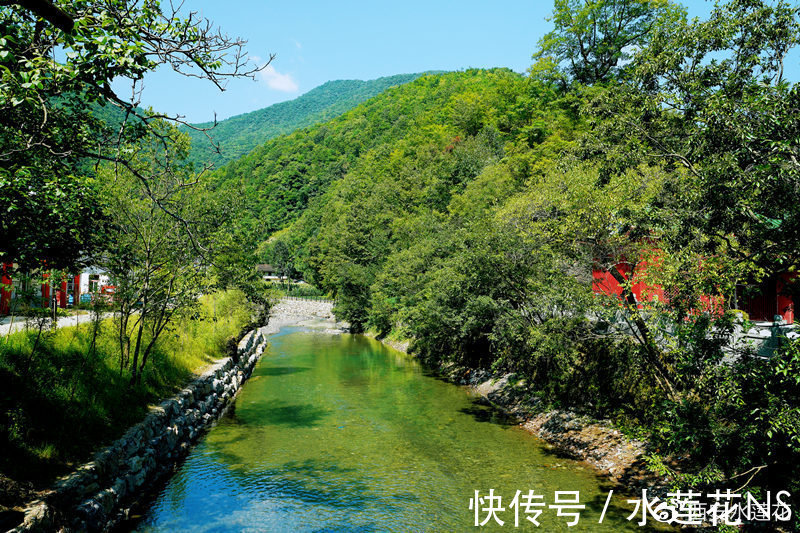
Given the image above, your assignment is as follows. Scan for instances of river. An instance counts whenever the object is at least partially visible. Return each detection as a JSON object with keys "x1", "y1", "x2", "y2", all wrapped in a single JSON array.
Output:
[{"x1": 127, "y1": 328, "x2": 658, "y2": 531}]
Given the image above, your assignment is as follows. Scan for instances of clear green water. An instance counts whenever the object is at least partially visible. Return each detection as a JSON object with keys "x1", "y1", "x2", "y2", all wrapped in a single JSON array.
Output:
[{"x1": 131, "y1": 329, "x2": 656, "y2": 532}]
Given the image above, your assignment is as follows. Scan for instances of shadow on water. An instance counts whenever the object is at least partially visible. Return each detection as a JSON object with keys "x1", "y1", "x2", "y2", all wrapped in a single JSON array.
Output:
[
  {"x1": 0, "y1": 510, "x2": 24, "y2": 531},
  {"x1": 458, "y1": 398, "x2": 517, "y2": 429},
  {"x1": 210, "y1": 457, "x2": 405, "y2": 514},
  {"x1": 252, "y1": 401, "x2": 330, "y2": 428},
  {"x1": 258, "y1": 366, "x2": 311, "y2": 377},
  {"x1": 247, "y1": 459, "x2": 383, "y2": 510},
  {"x1": 116, "y1": 457, "x2": 395, "y2": 531},
  {"x1": 390, "y1": 491, "x2": 419, "y2": 502},
  {"x1": 219, "y1": 399, "x2": 330, "y2": 429}
]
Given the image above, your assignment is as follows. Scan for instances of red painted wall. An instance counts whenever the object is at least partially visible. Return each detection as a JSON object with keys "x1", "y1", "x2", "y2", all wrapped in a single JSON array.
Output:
[
  {"x1": 777, "y1": 272, "x2": 796, "y2": 324},
  {"x1": 0, "y1": 267, "x2": 80, "y2": 314},
  {"x1": 593, "y1": 260, "x2": 794, "y2": 324},
  {"x1": 0, "y1": 263, "x2": 11, "y2": 315},
  {"x1": 592, "y1": 259, "x2": 665, "y2": 309}
]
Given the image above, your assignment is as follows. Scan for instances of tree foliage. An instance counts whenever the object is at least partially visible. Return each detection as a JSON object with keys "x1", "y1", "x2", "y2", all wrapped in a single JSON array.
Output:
[
  {"x1": 592, "y1": 0, "x2": 800, "y2": 276},
  {"x1": 225, "y1": 0, "x2": 800, "y2": 503},
  {"x1": 533, "y1": 0, "x2": 683, "y2": 85},
  {"x1": 0, "y1": 0, "x2": 261, "y2": 268},
  {"x1": 97, "y1": 125, "x2": 213, "y2": 383}
]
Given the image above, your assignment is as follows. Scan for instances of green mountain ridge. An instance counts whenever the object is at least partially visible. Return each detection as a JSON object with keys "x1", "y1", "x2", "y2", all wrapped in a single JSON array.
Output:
[
  {"x1": 213, "y1": 68, "x2": 541, "y2": 239},
  {"x1": 184, "y1": 72, "x2": 433, "y2": 168}
]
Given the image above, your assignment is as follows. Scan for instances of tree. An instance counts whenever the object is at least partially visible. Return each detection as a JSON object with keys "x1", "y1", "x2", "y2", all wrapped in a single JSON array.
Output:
[
  {"x1": 533, "y1": 0, "x2": 684, "y2": 85},
  {"x1": 501, "y1": 161, "x2": 682, "y2": 392},
  {"x1": 590, "y1": 0, "x2": 800, "y2": 280},
  {"x1": 0, "y1": 0, "x2": 268, "y2": 269},
  {"x1": 263, "y1": 238, "x2": 295, "y2": 281},
  {"x1": 97, "y1": 124, "x2": 212, "y2": 384},
  {"x1": 579, "y1": 1, "x2": 800, "y2": 496},
  {"x1": 204, "y1": 187, "x2": 271, "y2": 318}
]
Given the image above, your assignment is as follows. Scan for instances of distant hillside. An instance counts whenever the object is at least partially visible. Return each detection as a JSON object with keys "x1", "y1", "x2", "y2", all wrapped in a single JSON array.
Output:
[
  {"x1": 213, "y1": 67, "x2": 587, "y2": 332},
  {"x1": 184, "y1": 73, "x2": 430, "y2": 168},
  {"x1": 213, "y1": 68, "x2": 550, "y2": 237}
]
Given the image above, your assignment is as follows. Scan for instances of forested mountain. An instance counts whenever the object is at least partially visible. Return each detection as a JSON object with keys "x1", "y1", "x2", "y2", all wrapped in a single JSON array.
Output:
[
  {"x1": 226, "y1": 66, "x2": 587, "y2": 331},
  {"x1": 212, "y1": 69, "x2": 554, "y2": 237},
  {"x1": 217, "y1": 0, "x2": 800, "y2": 504},
  {"x1": 184, "y1": 73, "x2": 430, "y2": 168}
]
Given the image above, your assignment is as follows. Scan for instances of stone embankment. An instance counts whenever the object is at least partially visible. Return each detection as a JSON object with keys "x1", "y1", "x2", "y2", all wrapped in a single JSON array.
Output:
[
  {"x1": 7, "y1": 298, "x2": 346, "y2": 533},
  {"x1": 10, "y1": 327, "x2": 271, "y2": 533}
]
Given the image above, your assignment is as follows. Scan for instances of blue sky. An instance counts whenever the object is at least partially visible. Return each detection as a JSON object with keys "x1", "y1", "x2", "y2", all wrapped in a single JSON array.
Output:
[{"x1": 129, "y1": 1, "x2": 796, "y2": 124}]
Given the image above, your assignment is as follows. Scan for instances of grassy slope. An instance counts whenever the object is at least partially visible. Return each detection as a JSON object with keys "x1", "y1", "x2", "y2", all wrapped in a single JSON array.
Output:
[{"x1": 0, "y1": 290, "x2": 252, "y2": 489}]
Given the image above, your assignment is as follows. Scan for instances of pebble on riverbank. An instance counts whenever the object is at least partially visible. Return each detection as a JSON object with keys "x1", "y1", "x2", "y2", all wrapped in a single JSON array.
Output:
[{"x1": 262, "y1": 299, "x2": 349, "y2": 336}]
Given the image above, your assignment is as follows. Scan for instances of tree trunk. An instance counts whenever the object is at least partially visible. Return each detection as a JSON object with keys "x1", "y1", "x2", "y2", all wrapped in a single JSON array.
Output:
[
  {"x1": 607, "y1": 264, "x2": 677, "y2": 396},
  {"x1": 118, "y1": 303, "x2": 131, "y2": 374},
  {"x1": 138, "y1": 279, "x2": 175, "y2": 380},
  {"x1": 129, "y1": 269, "x2": 150, "y2": 387}
]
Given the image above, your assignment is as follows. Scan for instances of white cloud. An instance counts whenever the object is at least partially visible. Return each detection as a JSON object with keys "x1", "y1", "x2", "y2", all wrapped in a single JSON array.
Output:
[
  {"x1": 259, "y1": 64, "x2": 299, "y2": 93},
  {"x1": 294, "y1": 40, "x2": 302, "y2": 50}
]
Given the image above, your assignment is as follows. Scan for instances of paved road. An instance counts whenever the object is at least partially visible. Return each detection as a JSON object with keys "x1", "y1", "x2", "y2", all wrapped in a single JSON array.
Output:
[{"x1": 0, "y1": 313, "x2": 111, "y2": 335}]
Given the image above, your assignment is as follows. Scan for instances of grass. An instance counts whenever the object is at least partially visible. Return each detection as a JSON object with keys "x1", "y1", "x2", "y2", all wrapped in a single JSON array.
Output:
[{"x1": 0, "y1": 289, "x2": 253, "y2": 487}]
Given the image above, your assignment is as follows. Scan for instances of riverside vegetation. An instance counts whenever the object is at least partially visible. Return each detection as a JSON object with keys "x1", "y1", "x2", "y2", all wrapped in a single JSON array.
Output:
[
  {"x1": 0, "y1": 0, "x2": 273, "y2": 518},
  {"x1": 1, "y1": 0, "x2": 800, "y2": 529},
  {"x1": 244, "y1": 0, "x2": 800, "y2": 522},
  {"x1": 0, "y1": 290, "x2": 253, "y2": 488}
]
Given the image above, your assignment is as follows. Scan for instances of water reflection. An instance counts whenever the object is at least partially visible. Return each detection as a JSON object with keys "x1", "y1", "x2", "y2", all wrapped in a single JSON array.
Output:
[
  {"x1": 249, "y1": 401, "x2": 330, "y2": 428},
  {"x1": 259, "y1": 366, "x2": 311, "y2": 377},
  {"x1": 130, "y1": 330, "x2": 665, "y2": 532}
]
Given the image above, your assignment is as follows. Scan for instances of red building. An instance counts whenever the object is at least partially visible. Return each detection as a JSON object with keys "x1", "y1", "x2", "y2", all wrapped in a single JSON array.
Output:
[
  {"x1": 734, "y1": 273, "x2": 796, "y2": 324},
  {"x1": 0, "y1": 263, "x2": 82, "y2": 315},
  {"x1": 592, "y1": 259, "x2": 796, "y2": 325},
  {"x1": 592, "y1": 261, "x2": 665, "y2": 307},
  {"x1": 0, "y1": 263, "x2": 12, "y2": 315}
]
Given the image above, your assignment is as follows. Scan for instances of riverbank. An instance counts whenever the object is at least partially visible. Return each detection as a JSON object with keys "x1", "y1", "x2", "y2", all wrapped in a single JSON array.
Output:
[
  {"x1": 6, "y1": 299, "x2": 348, "y2": 531},
  {"x1": 261, "y1": 298, "x2": 349, "y2": 336},
  {"x1": 7, "y1": 298, "x2": 666, "y2": 531},
  {"x1": 435, "y1": 364, "x2": 664, "y2": 489},
  {"x1": 364, "y1": 332, "x2": 667, "y2": 491},
  {"x1": 0, "y1": 290, "x2": 254, "y2": 531},
  {"x1": 265, "y1": 299, "x2": 664, "y2": 490},
  {"x1": 10, "y1": 326, "x2": 271, "y2": 532}
]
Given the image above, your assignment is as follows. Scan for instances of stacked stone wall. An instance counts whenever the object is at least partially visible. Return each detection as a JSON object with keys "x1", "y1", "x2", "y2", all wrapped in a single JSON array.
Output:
[{"x1": 11, "y1": 327, "x2": 270, "y2": 533}]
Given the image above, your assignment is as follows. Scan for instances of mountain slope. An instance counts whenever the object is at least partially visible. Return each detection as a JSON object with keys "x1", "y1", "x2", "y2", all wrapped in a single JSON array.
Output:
[
  {"x1": 185, "y1": 73, "x2": 430, "y2": 168},
  {"x1": 214, "y1": 69, "x2": 547, "y2": 238}
]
